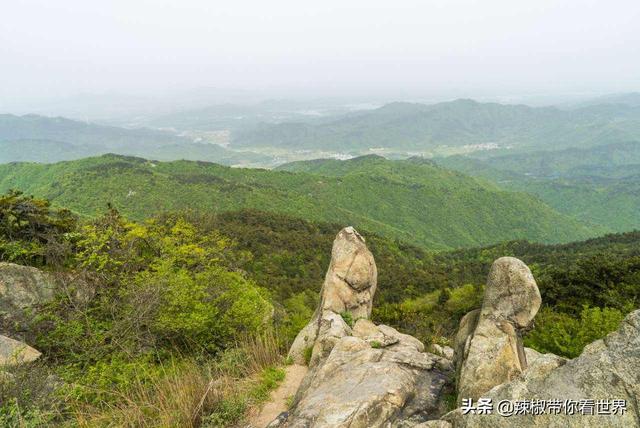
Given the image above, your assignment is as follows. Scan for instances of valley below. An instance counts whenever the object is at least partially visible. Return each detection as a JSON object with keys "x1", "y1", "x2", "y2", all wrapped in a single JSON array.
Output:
[{"x1": 1, "y1": 94, "x2": 640, "y2": 427}]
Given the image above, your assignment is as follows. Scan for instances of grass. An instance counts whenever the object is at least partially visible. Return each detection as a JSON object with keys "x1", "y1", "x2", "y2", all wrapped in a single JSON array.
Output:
[
  {"x1": 303, "y1": 347, "x2": 313, "y2": 366},
  {"x1": 44, "y1": 331, "x2": 286, "y2": 427}
]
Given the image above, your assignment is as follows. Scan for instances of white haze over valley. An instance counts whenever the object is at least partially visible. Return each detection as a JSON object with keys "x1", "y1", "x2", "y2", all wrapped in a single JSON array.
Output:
[{"x1": 1, "y1": 0, "x2": 640, "y2": 119}]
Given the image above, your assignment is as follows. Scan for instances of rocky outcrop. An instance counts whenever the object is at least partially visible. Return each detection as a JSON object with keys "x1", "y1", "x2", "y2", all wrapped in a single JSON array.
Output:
[
  {"x1": 0, "y1": 263, "x2": 52, "y2": 368},
  {"x1": 287, "y1": 323, "x2": 453, "y2": 428},
  {"x1": 288, "y1": 227, "x2": 377, "y2": 366},
  {"x1": 0, "y1": 262, "x2": 56, "y2": 331},
  {"x1": 278, "y1": 227, "x2": 454, "y2": 428},
  {"x1": 0, "y1": 334, "x2": 41, "y2": 366},
  {"x1": 274, "y1": 236, "x2": 639, "y2": 428},
  {"x1": 445, "y1": 309, "x2": 640, "y2": 427},
  {"x1": 432, "y1": 257, "x2": 640, "y2": 427},
  {"x1": 456, "y1": 257, "x2": 541, "y2": 402}
]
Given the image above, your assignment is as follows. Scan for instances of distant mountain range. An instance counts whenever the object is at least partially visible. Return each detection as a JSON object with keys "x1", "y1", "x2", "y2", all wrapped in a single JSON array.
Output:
[
  {"x1": 231, "y1": 98, "x2": 640, "y2": 153},
  {"x1": 140, "y1": 99, "x2": 360, "y2": 131},
  {"x1": 4, "y1": 95, "x2": 640, "y2": 166},
  {"x1": 0, "y1": 114, "x2": 270, "y2": 165},
  {"x1": 568, "y1": 92, "x2": 640, "y2": 109},
  {"x1": 0, "y1": 154, "x2": 602, "y2": 250}
]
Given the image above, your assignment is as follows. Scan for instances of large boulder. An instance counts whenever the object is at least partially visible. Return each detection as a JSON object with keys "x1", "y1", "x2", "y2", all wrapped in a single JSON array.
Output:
[
  {"x1": 288, "y1": 227, "x2": 377, "y2": 366},
  {"x1": 446, "y1": 309, "x2": 640, "y2": 427},
  {"x1": 279, "y1": 227, "x2": 454, "y2": 427},
  {"x1": 0, "y1": 334, "x2": 41, "y2": 366},
  {"x1": 0, "y1": 262, "x2": 56, "y2": 331},
  {"x1": 286, "y1": 322, "x2": 453, "y2": 428},
  {"x1": 457, "y1": 257, "x2": 541, "y2": 402}
]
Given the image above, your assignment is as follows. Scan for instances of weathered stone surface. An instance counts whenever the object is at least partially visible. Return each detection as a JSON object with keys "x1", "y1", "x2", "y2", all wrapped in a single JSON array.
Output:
[
  {"x1": 457, "y1": 257, "x2": 540, "y2": 402},
  {"x1": 319, "y1": 226, "x2": 377, "y2": 318},
  {"x1": 287, "y1": 328, "x2": 452, "y2": 428},
  {"x1": 412, "y1": 421, "x2": 452, "y2": 428},
  {"x1": 281, "y1": 228, "x2": 453, "y2": 427},
  {"x1": 308, "y1": 311, "x2": 352, "y2": 367},
  {"x1": 523, "y1": 347, "x2": 567, "y2": 379},
  {"x1": 281, "y1": 242, "x2": 640, "y2": 428},
  {"x1": 453, "y1": 308, "x2": 480, "y2": 382},
  {"x1": 0, "y1": 334, "x2": 41, "y2": 366},
  {"x1": 431, "y1": 344, "x2": 454, "y2": 360},
  {"x1": 446, "y1": 309, "x2": 640, "y2": 427},
  {"x1": 0, "y1": 262, "x2": 56, "y2": 330},
  {"x1": 289, "y1": 227, "x2": 377, "y2": 366},
  {"x1": 353, "y1": 319, "x2": 399, "y2": 347},
  {"x1": 482, "y1": 257, "x2": 541, "y2": 328}
]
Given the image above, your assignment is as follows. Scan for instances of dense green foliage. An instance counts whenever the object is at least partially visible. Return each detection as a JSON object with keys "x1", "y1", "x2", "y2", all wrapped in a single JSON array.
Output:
[
  {"x1": 524, "y1": 306, "x2": 626, "y2": 358},
  {"x1": 0, "y1": 154, "x2": 601, "y2": 250},
  {"x1": 0, "y1": 190, "x2": 77, "y2": 266},
  {"x1": 437, "y1": 141, "x2": 640, "y2": 232},
  {"x1": 36, "y1": 209, "x2": 273, "y2": 366},
  {"x1": 1, "y1": 191, "x2": 637, "y2": 425},
  {"x1": 0, "y1": 198, "x2": 290, "y2": 425}
]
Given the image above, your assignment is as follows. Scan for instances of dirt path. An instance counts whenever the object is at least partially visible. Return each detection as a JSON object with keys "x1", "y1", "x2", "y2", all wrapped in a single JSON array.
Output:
[{"x1": 247, "y1": 364, "x2": 308, "y2": 428}]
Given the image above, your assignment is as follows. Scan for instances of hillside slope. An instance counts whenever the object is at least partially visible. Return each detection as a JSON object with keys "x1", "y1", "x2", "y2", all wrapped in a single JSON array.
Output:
[
  {"x1": 0, "y1": 154, "x2": 603, "y2": 249},
  {"x1": 436, "y1": 142, "x2": 640, "y2": 232}
]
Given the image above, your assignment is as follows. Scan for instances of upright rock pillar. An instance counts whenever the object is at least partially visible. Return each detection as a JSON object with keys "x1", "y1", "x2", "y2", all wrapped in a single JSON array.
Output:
[
  {"x1": 288, "y1": 227, "x2": 377, "y2": 366},
  {"x1": 456, "y1": 257, "x2": 541, "y2": 402}
]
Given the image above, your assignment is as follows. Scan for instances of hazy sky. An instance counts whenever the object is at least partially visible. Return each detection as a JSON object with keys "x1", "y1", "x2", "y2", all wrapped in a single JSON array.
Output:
[{"x1": 2, "y1": 0, "x2": 640, "y2": 109}]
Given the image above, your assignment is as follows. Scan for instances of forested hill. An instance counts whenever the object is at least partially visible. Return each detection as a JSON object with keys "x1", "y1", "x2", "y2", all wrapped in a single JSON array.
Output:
[
  {"x1": 0, "y1": 154, "x2": 602, "y2": 250},
  {"x1": 435, "y1": 141, "x2": 640, "y2": 233}
]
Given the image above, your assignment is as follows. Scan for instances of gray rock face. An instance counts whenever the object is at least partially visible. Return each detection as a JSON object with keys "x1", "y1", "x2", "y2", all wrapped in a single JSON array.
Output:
[
  {"x1": 287, "y1": 323, "x2": 453, "y2": 428},
  {"x1": 446, "y1": 310, "x2": 640, "y2": 427},
  {"x1": 482, "y1": 257, "x2": 541, "y2": 329},
  {"x1": 453, "y1": 309, "x2": 480, "y2": 382},
  {"x1": 281, "y1": 228, "x2": 453, "y2": 428},
  {"x1": 0, "y1": 334, "x2": 41, "y2": 366},
  {"x1": 0, "y1": 262, "x2": 56, "y2": 331},
  {"x1": 431, "y1": 344, "x2": 455, "y2": 361},
  {"x1": 457, "y1": 257, "x2": 541, "y2": 402},
  {"x1": 288, "y1": 227, "x2": 377, "y2": 366}
]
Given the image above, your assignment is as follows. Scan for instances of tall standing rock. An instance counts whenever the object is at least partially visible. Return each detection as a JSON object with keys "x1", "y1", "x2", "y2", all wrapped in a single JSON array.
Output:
[
  {"x1": 276, "y1": 227, "x2": 454, "y2": 428},
  {"x1": 446, "y1": 309, "x2": 640, "y2": 427},
  {"x1": 288, "y1": 227, "x2": 377, "y2": 366},
  {"x1": 457, "y1": 257, "x2": 541, "y2": 402}
]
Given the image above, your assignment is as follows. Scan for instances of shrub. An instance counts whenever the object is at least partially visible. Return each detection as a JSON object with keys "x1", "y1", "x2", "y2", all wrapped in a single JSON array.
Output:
[
  {"x1": 524, "y1": 306, "x2": 626, "y2": 358},
  {"x1": 279, "y1": 291, "x2": 316, "y2": 344},
  {"x1": 370, "y1": 340, "x2": 382, "y2": 349},
  {"x1": 340, "y1": 311, "x2": 354, "y2": 328},
  {"x1": 0, "y1": 189, "x2": 77, "y2": 267},
  {"x1": 303, "y1": 347, "x2": 313, "y2": 366},
  {"x1": 0, "y1": 361, "x2": 63, "y2": 427}
]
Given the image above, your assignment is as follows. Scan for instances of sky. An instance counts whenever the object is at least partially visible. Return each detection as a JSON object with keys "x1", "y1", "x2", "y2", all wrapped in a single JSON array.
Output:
[{"x1": 2, "y1": 0, "x2": 640, "y2": 112}]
